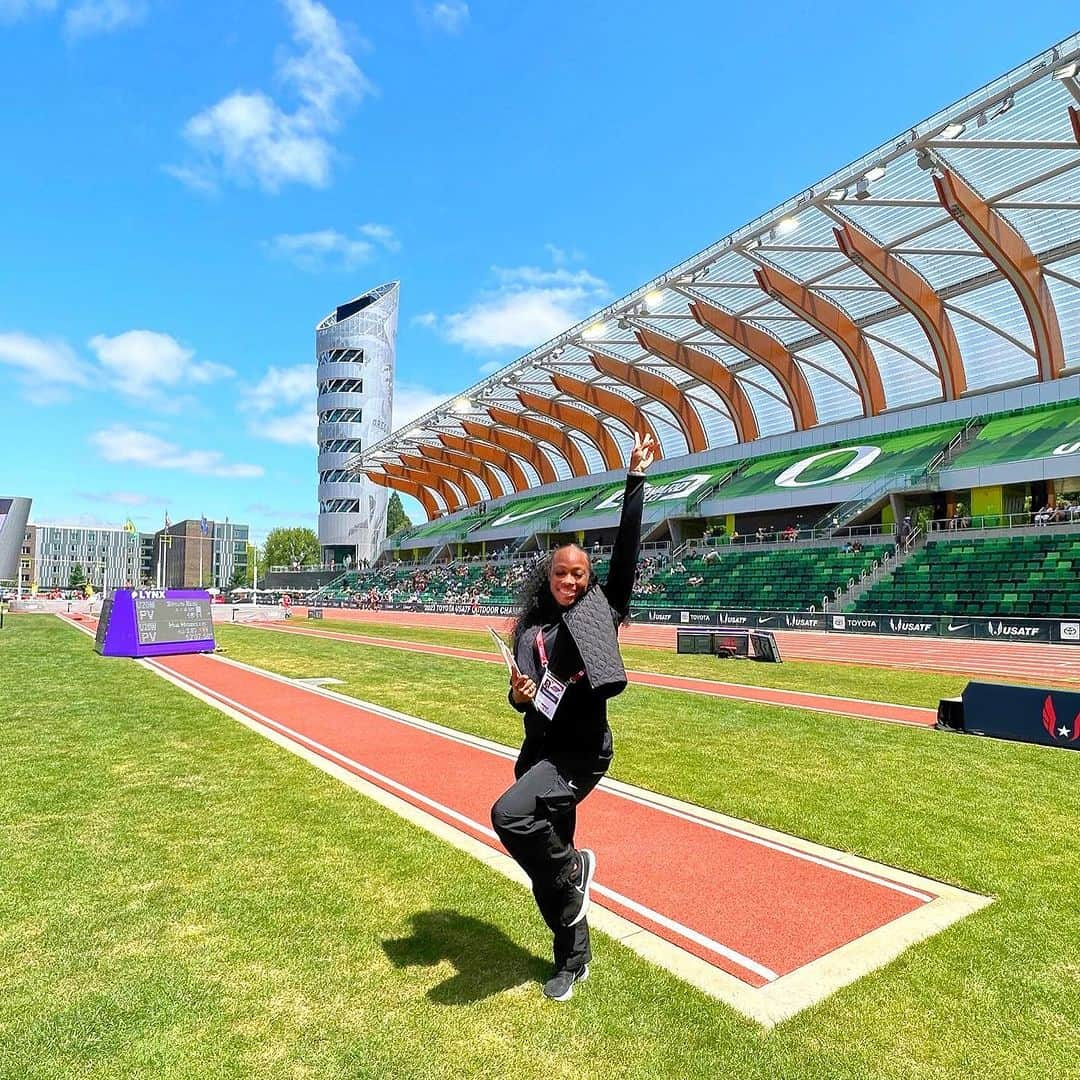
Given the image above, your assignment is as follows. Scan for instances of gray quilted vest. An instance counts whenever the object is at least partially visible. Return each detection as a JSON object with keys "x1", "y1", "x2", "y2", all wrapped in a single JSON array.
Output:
[{"x1": 561, "y1": 584, "x2": 628, "y2": 699}]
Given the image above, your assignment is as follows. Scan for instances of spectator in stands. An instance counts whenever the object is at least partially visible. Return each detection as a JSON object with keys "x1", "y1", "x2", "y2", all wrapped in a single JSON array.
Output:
[
  {"x1": 843, "y1": 540, "x2": 853, "y2": 554},
  {"x1": 1034, "y1": 502, "x2": 1054, "y2": 526},
  {"x1": 687, "y1": 573, "x2": 704, "y2": 586},
  {"x1": 898, "y1": 515, "x2": 913, "y2": 548},
  {"x1": 703, "y1": 548, "x2": 720, "y2": 564},
  {"x1": 755, "y1": 526, "x2": 766, "y2": 544},
  {"x1": 491, "y1": 432, "x2": 655, "y2": 1003},
  {"x1": 852, "y1": 540, "x2": 863, "y2": 554}
]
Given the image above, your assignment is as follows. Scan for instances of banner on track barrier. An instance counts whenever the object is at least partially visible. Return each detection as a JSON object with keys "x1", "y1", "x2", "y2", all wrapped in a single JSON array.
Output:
[
  {"x1": 307, "y1": 598, "x2": 1078, "y2": 645},
  {"x1": 629, "y1": 607, "x2": 1079, "y2": 645}
]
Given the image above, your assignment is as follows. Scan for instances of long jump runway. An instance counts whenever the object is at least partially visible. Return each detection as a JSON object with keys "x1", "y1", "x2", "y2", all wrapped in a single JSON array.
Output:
[{"x1": 62, "y1": 615, "x2": 987, "y2": 1026}]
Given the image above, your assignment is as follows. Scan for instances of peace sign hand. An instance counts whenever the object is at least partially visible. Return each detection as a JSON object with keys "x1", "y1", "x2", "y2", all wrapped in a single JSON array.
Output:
[{"x1": 629, "y1": 431, "x2": 656, "y2": 475}]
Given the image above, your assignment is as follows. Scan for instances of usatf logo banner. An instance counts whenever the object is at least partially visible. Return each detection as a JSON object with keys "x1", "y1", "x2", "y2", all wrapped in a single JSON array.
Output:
[{"x1": 962, "y1": 682, "x2": 1080, "y2": 752}]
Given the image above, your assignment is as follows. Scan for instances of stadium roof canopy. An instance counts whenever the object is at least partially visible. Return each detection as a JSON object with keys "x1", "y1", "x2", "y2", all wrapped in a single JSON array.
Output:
[{"x1": 358, "y1": 34, "x2": 1080, "y2": 518}]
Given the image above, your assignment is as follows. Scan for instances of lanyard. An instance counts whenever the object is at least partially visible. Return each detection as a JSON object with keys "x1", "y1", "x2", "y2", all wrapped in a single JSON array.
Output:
[{"x1": 535, "y1": 627, "x2": 586, "y2": 684}]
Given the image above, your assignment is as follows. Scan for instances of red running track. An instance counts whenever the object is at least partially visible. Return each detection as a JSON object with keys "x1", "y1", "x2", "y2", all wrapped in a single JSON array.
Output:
[
  {"x1": 250, "y1": 621, "x2": 937, "y2": 727},
  {"x1": 297, "y1": 608, "x2": 1080, "y2": 686},
  {"x1": 149, "y1": 649, "x2": 936, "y2": 987}
]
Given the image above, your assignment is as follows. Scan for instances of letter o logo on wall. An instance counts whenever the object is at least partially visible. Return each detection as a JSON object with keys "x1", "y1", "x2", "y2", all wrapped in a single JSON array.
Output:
[{"x1": 774, "y1": 445, "x2": 883, "y2": 488}]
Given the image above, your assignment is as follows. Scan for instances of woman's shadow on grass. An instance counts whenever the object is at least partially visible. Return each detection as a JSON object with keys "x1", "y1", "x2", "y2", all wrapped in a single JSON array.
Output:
[{"x1": 382, "y1": 910, "x2": 549, "y2": 1004}]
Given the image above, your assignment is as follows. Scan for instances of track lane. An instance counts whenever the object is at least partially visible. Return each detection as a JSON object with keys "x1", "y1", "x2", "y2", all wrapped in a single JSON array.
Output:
[
  {"x1": 246, "y1": 621, "x2": 937, "y2": 726},
  {"x1": 295, "y1": 608, "x2": 1079, "y2": 685}
]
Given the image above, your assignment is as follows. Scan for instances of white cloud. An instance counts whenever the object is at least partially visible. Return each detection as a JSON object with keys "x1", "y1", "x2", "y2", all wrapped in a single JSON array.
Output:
[
  {"x1": 392, "y1": 381, "x2": 445, "y2": 429},
  {"x1": 64, "y1": 0, "x2": 145, "y2": 37},
  {"x1": 73, "y1": 490, "x2": 168, "y2": 507},
  {"x1": 411, "y1": 311, "x2": 438, "y2": 328},
  {"x1": 358, "y1": 222, "x2": 401, "y2": 252},
  {"x1": 0, "y1": 331, "x2": 93, "y2": 404},
  {"x1": 90, "y1": 425, "x2": 264, "y2": 478},
  {"x1": 247, "y1": 364, "x2": 317, "y2": 446},
  {"x1": 0, "y1": 0, "x2": 57, "y2": 22},
  {"x1": 170, "y1": 0, "x2": 373, "y2": 193},
  {"x1": 266, "y1": 222, "x2": 398, "y2": 271},
  {"x1": 88, "y1": 330, "x2": 234, "y2": 401},
  {"x1": 440, "y1": 263, "x2": 610, "y2": 351},
  {"x1": 544, "y1": 243, "x2": 584, "y2": 266},
  {"x1": 249, "y1": 364, "x2": 313, "y2": 411},
  {"x1": 255, "y1": 408, "x2": 318, "y2": 446},
  {"x1": 422, "y1": 1, "x2": 469, "y2": 33}
]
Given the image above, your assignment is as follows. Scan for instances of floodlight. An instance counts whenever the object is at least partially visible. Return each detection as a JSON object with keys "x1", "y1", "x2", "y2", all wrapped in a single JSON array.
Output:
[
  {"x1": 408, "y1": 428, "x2": 422, "y2": 436},
  {"x1": 776, "y1": 216, "x2": 799, "y2": 236},
  {"x1": 1054, "y1": 61, "x2": 1079, "y2": 80},
  {"x1": 854, "y1": 178, "x2": 871, "y2": 200},
  {"x1": 864, "y1": 165, "x2": 887, "y2": 181},
  {"x1": 915, "y1": 148, "x2": 935, "y2": 172},
  {"x1": 582, "y1": 322, "x2": 606, "y2": 340},
  {"x1": 454, "y1": 398, "x2": 472, "y2": 412},
  {"x1": 644, "y1": 289, "x2": 665, "y2": 310},
  {"x1": 826, "y1": 187, "x2": 847, "y2": 201},
  {"x1": 997, "y1": 95, "x2": 1014, "y2": 115},
  {"x1": 940, "y1": 122, "x2": 965, "y2": 139}
]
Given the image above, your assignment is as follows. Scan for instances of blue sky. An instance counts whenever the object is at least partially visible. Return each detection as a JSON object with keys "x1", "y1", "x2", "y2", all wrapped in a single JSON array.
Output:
[{"x1": 1, "y1": 0, "x2": 1075, "y2": 539}]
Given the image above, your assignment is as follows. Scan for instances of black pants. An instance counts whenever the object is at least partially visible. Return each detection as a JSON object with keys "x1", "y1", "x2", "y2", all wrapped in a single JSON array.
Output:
[{"x1": 490, "y1": 740, "x2": 609, "y2": 972}]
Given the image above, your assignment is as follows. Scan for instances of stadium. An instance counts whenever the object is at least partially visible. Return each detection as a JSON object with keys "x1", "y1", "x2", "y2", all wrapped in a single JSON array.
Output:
[
  {"x1": 3, "y1": 29, "x2": 1079, "y2": 1080},
  {"x1": 332, "y1": 39, "x2": 1080, "y2": 648}
]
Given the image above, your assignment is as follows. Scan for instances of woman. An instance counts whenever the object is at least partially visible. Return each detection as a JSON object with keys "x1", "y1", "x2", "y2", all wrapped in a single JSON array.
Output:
[{"x1": 490, "y1": 431, "x2": 655, "y2": 1002}]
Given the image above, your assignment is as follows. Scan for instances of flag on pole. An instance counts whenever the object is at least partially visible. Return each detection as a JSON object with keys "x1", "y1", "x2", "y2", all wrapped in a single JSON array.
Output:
[
  {"x1": 165, "y1": 510, "x2": 171, "y2": 529},
  {"x1": 123, "y1": 519, "x2": 136, "y2": 535},
  {"x1": 200, "y1": 514, "x2": 209, "y2": 536}
]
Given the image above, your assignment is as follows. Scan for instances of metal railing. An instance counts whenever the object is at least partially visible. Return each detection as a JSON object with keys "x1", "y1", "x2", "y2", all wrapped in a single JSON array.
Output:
[
  {"x1": 826, "y1": 526, "x2": 924, "y2": 611},
  {"x1": 269, "y1": 563, "x2": 339, "y2": 573},
  {"x1": 928, "y1": 508, "x2": 1080, "y2": 533}
]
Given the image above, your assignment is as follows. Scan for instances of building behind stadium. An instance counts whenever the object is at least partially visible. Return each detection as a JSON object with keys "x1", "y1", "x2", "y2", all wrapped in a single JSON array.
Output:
[{"x1": 316, "y1": 282, "x2": 398, "y2": 569}]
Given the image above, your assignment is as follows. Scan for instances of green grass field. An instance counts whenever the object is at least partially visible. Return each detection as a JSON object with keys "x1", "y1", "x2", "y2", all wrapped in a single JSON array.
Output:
[{"x1": 2, "y1": 614, "x2": 1079, "y2": 1079}]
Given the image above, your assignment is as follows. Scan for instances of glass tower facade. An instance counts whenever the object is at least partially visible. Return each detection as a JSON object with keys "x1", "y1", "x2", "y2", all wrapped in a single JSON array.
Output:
[{"x1": 316, "y1": 282, "x2": 398, "y2": 567}]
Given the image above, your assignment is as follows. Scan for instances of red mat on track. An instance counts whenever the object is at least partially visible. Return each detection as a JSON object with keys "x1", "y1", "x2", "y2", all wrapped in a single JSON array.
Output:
[{"x1": 155, "y1": 651, "x2": 935, "y2": 987}]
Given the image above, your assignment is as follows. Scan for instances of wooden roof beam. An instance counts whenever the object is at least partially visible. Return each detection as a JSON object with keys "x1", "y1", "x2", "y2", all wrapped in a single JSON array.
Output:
[
  {"x1": 361, "y1": 470, "x2": 441, "y2": 521},
  {"x1": 516, "y1": 389, "x2": 623, "y2": 471},
  {"x1": 589, "y1": 352, "x2": 708, "y2": 454},
  {"x1": 439, "y1": 432, "x2": 531, "y2": 493},
  {"x1": 834, "y1": 222, "x2": 966, "y2": 400},
  {"x1": 550, "y1": 371, "x2": 661, "y2": 457},
  {"x1": 688, "y1": 297, "x2": 818, "y2": 429},
  {"x1": 634, "y1": 326, "x2": 760, "y2": 442},
  {"x1": 934, "y1": 165, "x2": 1065, "y2": 382},
  {"x1": 753, "y1": 264, "x2": 887, "y2": 416},
  {"x1": 417, "y1": 444, "x2": 507, "y2": 499}
]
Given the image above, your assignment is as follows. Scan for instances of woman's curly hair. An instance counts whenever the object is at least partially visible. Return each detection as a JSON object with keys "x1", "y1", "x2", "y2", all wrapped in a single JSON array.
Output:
[{"x1": 511, "y1": 546, "x2": 597, "y2": 647}]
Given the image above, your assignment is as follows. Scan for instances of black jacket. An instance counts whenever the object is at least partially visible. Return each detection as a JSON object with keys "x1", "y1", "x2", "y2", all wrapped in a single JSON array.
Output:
[{"x1": 509, "y1": 472, "x2": 645, "y2": 757}]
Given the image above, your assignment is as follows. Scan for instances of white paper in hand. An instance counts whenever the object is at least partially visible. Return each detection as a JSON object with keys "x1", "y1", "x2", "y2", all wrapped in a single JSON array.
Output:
[{"x1": 488, "y1": 627, "x2": 520, "y2": 676}]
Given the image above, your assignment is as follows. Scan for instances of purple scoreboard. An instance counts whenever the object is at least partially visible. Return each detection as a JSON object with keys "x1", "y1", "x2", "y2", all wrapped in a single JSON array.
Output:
[{"x1": 94, "y1": 588, "x2": 216, "y2": 657}]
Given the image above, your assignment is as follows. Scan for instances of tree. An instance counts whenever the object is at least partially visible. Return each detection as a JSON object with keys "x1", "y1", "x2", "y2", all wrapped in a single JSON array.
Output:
[
  {"x1": 68, "y1": 564, "x2": 86, "y2": 589},
  {"x1": 263, "y1": 527, "x2": 321, "y2": 570},
  {"x1": 386, "y1": 492, "x2": 412, "y2": 536},
  {"x1": 241, "y1": 543, "x2": 258, "y2": 587}
]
